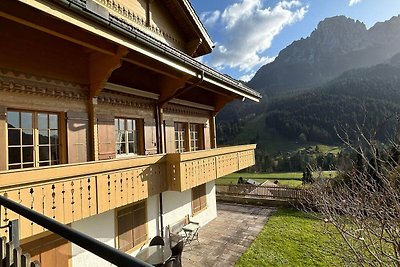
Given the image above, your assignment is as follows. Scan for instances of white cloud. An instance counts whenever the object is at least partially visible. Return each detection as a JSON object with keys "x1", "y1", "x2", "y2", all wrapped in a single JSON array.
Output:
[
  {"x1": 239, "y1": 72, "x2": 256, "y2": 82},
  {"x1": 206, "y1": 0, "x2": 307, "y2": 75},
  {"x1": 200, "y1": 10, "x2": 221, "y2": 28},
  {"x1": 349, "y1": 0, "x2": 362, "y2": 6}
]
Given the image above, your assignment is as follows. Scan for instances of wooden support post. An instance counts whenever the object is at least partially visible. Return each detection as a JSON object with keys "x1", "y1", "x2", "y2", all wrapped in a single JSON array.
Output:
[
  {"x1": 0, "y1": 106, "x2": 7, "y2": 171},
  {"x1": 88, "y1": 47, "x2": 128, "y2": 161},
  {"x1": 210, "y1": 113, "x2": 217, "y2": 149},
  {"x1": 158, "y1": 76, "x2": 188, "y2": 107}
]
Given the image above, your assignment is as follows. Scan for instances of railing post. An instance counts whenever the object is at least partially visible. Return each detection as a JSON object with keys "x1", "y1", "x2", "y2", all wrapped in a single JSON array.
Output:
[
  {"x1": 0, "y1": 236, "x2": 6, "y2": 266},
  {"x1": 13, "y1": 246, "x2": 22, "y2": 267},
  {"x1": 9, "y1": 220, "x2": 19, "y2": 248},
  {"x1": 6, "y1": 240, "x2": 13, "y2": 267}
]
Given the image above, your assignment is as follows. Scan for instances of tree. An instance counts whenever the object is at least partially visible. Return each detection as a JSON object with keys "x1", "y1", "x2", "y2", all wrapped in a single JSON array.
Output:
[{"x1": 302, "y1": 124, "x2": 400, "y2": 266}]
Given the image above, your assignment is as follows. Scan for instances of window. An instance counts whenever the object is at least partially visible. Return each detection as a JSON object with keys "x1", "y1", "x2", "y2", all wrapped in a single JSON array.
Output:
[
  {"x1": 192, "y1": 184, "x2": 207, "y2": 215},
  {"x1": 174, "y1": 122, "x2": 186, "y2": 153},
  {"x1": 115, "y1": 118, "x2": 138, "y2": 156},
  {"x1": 189, "y1": 123, "x2": 204, "y2": 151},
  {"x1": 117, "y1": 201, "x2": 147, "y2": 252},
  {"x1": 7, "y1": 110, "x2": 60, "y2": 169}
]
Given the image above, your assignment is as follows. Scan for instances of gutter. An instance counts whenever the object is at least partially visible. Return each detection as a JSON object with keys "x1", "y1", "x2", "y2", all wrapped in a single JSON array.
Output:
[{"x1": 49, "y1": 0, "x2": 261, "y2": 101}]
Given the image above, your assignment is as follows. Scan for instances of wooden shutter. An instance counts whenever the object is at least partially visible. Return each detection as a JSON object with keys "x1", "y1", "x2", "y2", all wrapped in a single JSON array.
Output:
[
  {"x1": 97, "y1": 114, "x2": 115, "y2": 160},
  {"x1": 117, "y1": 207, "x2": 134, "y2": 252},
  {"x1": 0, "y1": 106, "x2": 6, "y2": 170},
  {"x1": 192, "y1": 184, "x2": 207, "y2": 215},
  {"x1": 199, "y1": 184, "x2": 207, "y2": 210},
  {"x1": 66, "y1": 112, "x2": 89, "y2": 163},
  {"x1": 204, "y1": 120, "x2": 211, "y2": 150},
  {"x1": 164, "y1": 120, "x2": 175, "y2": 153},
  {"x1": 192, "y1": 186, "x2": 201, "y2": 214},
  {"x1": 133, "y1": 202, "x2": 147, "y2": 246},
  {"x1": 144, "y1": 117, "x2": 157, "y2": 155}
]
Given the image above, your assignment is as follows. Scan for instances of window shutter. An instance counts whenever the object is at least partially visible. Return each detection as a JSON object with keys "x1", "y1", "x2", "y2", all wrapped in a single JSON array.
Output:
[
  {"x1": 192, "y1": 184, "x2": 207, "y2": 214},
  {"x1": 192, "y1": 187, "x2": 200, "y2": 214},
  {"x1": 0, "y1": 106, "x2": 6, "y2": 170},
  {"x1": 97, "y1": 114, "x2": 115, "y2": 160},
  {"x1": 203, "y1": 121, "x2": 211, "y2": 150},
  {"x1": 133, "y1": 204, "x2": 147, "y2": 245},
  {"x1": 164, "y1": 120, "x2": 175, "y2": 153},
  {"x1": 66, "y1": 112, "x2": 89, "y2": 163},
  {"x1": 117, "y1": 208, "x2": 134, "y2": 252},
  {"x1": 143, "y1": 117, "x2": 157, "y2": 155},
  {"x1": 200, "y1": 184, "x2": 207, "y2": 210}
]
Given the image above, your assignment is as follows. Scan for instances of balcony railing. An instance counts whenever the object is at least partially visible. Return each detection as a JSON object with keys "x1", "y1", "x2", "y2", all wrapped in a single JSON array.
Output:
[
  {"x1": 0, "y1": 144, "x2": 256, "y2": 239},
  {"x1": 167, "y1": 144, "x2": 256, "y2": 191}
]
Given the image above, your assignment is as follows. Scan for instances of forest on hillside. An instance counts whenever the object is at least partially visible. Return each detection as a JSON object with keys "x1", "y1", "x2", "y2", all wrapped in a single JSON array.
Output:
[
  {"x1": 265, "y1": 64, "x2": 400, "y2": 144},
  {"x1": 216, "y1": 64, "x2": 400, "y2": 173}
]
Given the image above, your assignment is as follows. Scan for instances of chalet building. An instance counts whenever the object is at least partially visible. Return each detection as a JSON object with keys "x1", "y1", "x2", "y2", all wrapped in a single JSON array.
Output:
[{"x1": 0, "y1": 0, "x2": 261, "y2": 265}]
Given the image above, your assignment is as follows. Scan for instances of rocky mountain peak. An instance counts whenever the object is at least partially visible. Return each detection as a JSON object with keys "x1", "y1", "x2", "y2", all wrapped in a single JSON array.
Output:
[
  {"x1": 248, "y1": 15, "x2": 400, "y2": 96},
  {"x1": 278, "y1": 16, "x2": 367, "y2": 64}
]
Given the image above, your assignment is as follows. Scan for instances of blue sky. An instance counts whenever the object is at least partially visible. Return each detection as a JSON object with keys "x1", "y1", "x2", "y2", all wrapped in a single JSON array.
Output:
[{"x1": 191, "y1": 0, "x2": 400, "y2": 81}]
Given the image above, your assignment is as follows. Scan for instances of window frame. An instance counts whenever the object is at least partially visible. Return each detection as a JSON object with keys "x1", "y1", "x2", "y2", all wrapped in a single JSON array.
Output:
[
  {"x1": 189, "y1": 123, "x2": 204, "y2": 151},
  {"x1": 114, "y1": 117, "x2": 141, "y2": 157},
  {"x1": 115, "y1": 201, "x2": 148, "y2": 253},
  {"x1": 7, "y1": 109, "x2": 61, "y2": 170},
  {"x1": 174, "y1": 122, "x2": 187, "y2": 153}
]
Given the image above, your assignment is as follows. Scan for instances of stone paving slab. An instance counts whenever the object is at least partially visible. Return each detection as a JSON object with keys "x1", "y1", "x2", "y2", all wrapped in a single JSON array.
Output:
[{"x1": 182, "y1": 203, "x2": 275, "y2": 267}]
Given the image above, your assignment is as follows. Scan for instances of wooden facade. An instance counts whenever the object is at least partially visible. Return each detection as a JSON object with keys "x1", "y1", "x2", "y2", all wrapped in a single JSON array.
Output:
[{"x1": 0, "y1": 0, "x2": 261, "y2": 258}]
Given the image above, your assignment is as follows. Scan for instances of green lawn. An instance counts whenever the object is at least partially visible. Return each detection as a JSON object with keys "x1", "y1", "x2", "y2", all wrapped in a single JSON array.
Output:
[
  {"x1": 216, "y1": 172, "x2": 336, "y2": 186},
  {"x1": 235, "y1": 208, "x2": 348, "y2": 267}
]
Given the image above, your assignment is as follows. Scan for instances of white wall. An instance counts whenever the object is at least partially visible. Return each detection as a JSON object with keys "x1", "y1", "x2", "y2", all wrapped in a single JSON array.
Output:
[
  {"x1": 69, "y1": 182, "x2": 217, "y2": 266},
  {"x1": 71, "y1": 210, "x2": 116, "y2": 267},
  {"x1": 162, "y1": 180, "x2": 217, "y2": 228}
]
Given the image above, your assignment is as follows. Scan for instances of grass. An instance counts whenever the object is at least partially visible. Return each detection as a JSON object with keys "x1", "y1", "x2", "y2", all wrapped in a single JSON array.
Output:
[
  {"x1": 215, "y1": 172, "x2": 336, "y2": 186},
  {"x1": 235, "y1": 208, "x2": 348, "y2": 267},
  {"x1": 232, "y1": 114, "x2": 341, "y2": 156}
]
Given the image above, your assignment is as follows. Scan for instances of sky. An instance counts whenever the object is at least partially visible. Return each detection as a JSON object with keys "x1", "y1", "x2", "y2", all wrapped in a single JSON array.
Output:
[{"x1": 191, "y1": 0, "x2": 400, "y2": 82}]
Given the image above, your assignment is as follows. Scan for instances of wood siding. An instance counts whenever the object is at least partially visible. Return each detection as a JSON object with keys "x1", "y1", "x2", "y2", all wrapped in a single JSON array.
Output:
[
  {"x1": 0, "y1": 144, "x2": 255, "y2": 240},
  {"x1": 67, "y1": 111, "x2": 90, "y2": 163},
  {"x1": 93, "y1": 0, "x2": 187, "y2": 51},
  {"x1": 97, "y1": 114, "x2": 116, "y2": 160},
  {"x1": 167, "y1": 144, "x2": 256, "y2": 192}
]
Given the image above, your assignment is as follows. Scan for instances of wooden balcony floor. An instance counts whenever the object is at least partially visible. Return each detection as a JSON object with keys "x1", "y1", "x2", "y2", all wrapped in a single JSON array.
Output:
[{"x1": 182, "y1": 203, "x2": 275, "y2": 267}]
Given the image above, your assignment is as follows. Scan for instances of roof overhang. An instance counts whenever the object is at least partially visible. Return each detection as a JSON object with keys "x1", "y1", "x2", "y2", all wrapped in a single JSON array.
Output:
[{"x1": 15, "y1": 0, "x2": 262, "y2": 103}]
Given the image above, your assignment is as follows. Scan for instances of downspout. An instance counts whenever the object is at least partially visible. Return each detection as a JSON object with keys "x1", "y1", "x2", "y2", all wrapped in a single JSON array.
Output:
[{"x1": 156, "y1": 71, "x2": 204, "y2": 238}]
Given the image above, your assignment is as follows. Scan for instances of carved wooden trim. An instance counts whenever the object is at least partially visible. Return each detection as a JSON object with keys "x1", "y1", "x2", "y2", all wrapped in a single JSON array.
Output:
[
  {"x1": 0, "y1": 69, "x2": 88, "y2": 100},
  {"x1": 164, "y1": 103, "x2": 210, "y2": 117},
  {"x1": 98, "y1": 90, "x2": 155, "y2": 109},
  {"x1": 95, "y1": 0, "x2": 182, "y2": 46}
]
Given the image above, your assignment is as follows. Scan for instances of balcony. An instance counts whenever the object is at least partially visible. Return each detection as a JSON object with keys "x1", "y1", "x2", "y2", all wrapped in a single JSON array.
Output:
[
  {"x1": 167, "y1": 144, "x2": 256, "y2": 191},
  {"x1": 0, "y1": 144, "x2": 255, "y2": 239}
]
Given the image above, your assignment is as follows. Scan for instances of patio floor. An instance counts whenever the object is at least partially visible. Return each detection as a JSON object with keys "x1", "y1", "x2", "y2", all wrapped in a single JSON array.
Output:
[{"x1": 182, "y1": 203, "x2": 275, "y2": 267}]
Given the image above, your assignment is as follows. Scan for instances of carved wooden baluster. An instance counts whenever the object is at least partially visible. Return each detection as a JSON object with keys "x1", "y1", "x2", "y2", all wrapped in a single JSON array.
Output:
[
  {"x1": 120, "y1": 174, "x2": 123, "y2": 203},
  {"x1": 29, "y1": 189, "x2": 34, "y2": 227},
  {"x1": 3, "y1": 193, "x2": 9, "y2": 236},
  {"x1": 107, "y1": 175, "x2": 111, "y2": 207},
  {"x1": 70, "y1": 181, "x2": 75, "y2": 221},
  {"x1": 51, "y1": 184, "x2": 56, "y2": 219},
  {"x1": 87, "y1": 178, "x2": 92, "y2": 212},
  {"x1": 79, "y1": 179, "x2": 83, "y2": 217}
]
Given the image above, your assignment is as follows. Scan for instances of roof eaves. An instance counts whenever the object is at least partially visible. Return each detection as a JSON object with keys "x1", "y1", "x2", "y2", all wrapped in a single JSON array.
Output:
[
  {"x1": 179, "y1": 0, "x2": 214, "y2": 50},
  {"x1": 59, "y1": 0, "x2": 262, "y2": 101}
]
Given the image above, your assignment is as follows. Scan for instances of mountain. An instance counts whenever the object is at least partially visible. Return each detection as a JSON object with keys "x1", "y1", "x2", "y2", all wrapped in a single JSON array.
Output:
[
  {"x1": 248, "y1": 15, "x2": 400, "y2": 96},
  {"x1": 265, "y1": 62, "x2": 400, "y2": 144}
]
